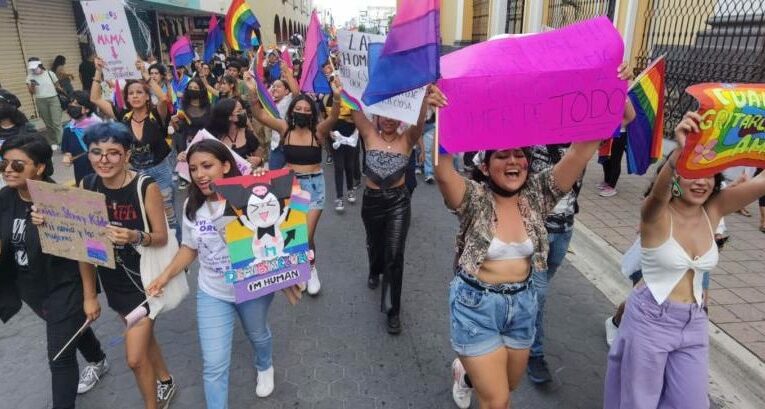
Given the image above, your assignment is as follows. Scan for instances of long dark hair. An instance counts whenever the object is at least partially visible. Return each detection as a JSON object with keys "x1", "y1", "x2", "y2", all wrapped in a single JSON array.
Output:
[
  {"x1": 0, "y1": 133, "x2": 54, "y2": 179},
  {"x1": 185, "y1": 140, "x2": 242, "y2": 221},
  {"x1": 206, "y1": 98, "x2": 238, "y2": 139},
  {"x1": 285, "y1": 93, "x2": 319, "y2": 143},
  {"x1": 51, "y1": 55, "x2": 66, "y2": 73},
  {"x1": 181, "y1": 77, "x2": 210, "y2": 111}
]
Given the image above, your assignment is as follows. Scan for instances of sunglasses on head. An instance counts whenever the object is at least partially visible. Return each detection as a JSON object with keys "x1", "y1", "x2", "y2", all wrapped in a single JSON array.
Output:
[{"x1": 0, "y1": 159, "x2": 27, "y2": 172}]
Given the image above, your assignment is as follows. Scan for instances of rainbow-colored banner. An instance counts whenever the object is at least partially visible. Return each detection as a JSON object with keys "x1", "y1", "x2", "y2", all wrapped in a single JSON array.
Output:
[
  {"x1": 339, "y1": 90, "x2": 361, "y2": 111},
  {"x1": 250, "y1": 61, "x2": 280, "y2": 119},
  {"x1": 677, "y1": 83, "x2": 765, "y2": 178},
  {"x1": 225, "y1": 0, "x2": 260, "y2": 51},
  {"x1": 625, "y1": 55, "x2": 666, "y2": 175}
]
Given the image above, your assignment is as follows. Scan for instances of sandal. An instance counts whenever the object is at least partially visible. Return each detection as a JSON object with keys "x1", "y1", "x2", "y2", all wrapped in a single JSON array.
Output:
[{"x1": 737, "y1": 208, "x2": 752, "y2": 217}]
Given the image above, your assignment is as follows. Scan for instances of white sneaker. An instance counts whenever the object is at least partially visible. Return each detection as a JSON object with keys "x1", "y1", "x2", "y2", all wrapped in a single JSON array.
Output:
[
  {"x1": 451, "y1": 358, "x2": 472, "y2": 409},
  {"x1": 78, "y1": 358, "x2": 109, "y2": 394},
  {"x1": 256, "y1": 366, "x2": 275, "y2": 397},
  {"x1": 605, "y1": 316, "x2": 618, "y2": 347},
  {"x1": 599, "y1": 186, "x2": 618, "y2": 197},
  {"x1": 334, "y1": 198, "x2": 344, "y2": 212},
  {"x1": 596, "y1": 181, "x2": 608, "y2": 190},
  {"x1": 307, "y1": 265, "x2": 321, "y2": 295},
  {"x1": 346, "y1": 189, "x2": 356, "y2": 204}
]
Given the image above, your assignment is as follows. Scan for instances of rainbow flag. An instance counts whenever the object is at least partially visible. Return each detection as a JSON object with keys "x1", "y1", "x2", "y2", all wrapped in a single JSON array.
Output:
[
  {"x1": 225, "y1": 0, "x2": 260, "y2": 51},
  {"x1": 362, "y1": 0, "x2": 440, "y2": 105},
  {"x1": 340, "y1": 90, "x2": 361, "y2": 111},
  {"x1": 250, "y1": 53, "x2": 280, "y2": 119},
  {"x1": 625, "y1": 55, "x2": 666, "y2": 175}
]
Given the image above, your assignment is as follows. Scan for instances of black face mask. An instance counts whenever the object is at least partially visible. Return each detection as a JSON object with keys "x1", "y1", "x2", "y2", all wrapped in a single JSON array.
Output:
[
  {"x1": 67, "y1": 106, "x2": 84, "y2": 119},
  {"x1": 185, "y1": 89, "x2": 201, "y2": 100},
  {"x1": 292, "y1": 112, "x2": 312, "y2": 128},
  {"x1": 234, "y1": 112, "x2": 247, "y2": 128}
]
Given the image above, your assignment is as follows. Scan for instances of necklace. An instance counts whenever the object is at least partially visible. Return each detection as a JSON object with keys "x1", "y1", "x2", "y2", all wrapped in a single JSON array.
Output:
[
  {"x1": 109, "y1": 170, "x2": 130, "y2": 212},
  {"x1": 131, "y1": 115, "x2": 146, "y2": 124},
  {"x1": 380, "y1": 132, "x2": 396, "y2": 150}
]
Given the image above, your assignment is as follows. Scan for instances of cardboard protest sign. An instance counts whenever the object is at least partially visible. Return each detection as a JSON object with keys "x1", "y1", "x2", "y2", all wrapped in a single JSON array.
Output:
[
  {"x1": 212, "y1": 169, "x2": 311, "y2": 303},
  {"x1": 27, "y1": 180, "x2": 114, "y2": 269},
  {"x1": 176, "y1": 129, "x2": 253, "y2": 182},
  {"x1": 81, "y1": 0, "x2": 141, "y2": 80},
  {"x1": 437, "y1": 17, "x2": 627, "y2": 152},
  {"x1": 337, "y1": 30, "x2": 427, "y2": 125},
  {"x1": 677, "y1": 83, "x2": 765, "y2": 178}
]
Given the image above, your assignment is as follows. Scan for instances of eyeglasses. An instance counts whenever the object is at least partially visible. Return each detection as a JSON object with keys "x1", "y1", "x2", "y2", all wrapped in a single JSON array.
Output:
[
  {"x1": 0, "y1": 159, "x2": 28, "y2": 173},
  {"x1": 88, "y1": 149, "x2": 124, "y2": 163}
]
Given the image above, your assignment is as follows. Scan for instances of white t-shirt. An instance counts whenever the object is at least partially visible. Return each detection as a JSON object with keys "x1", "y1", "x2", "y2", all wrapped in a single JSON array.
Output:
[
  {"x1": 271, "y1": 93, "x2": 293, "y2": 151},
  {"x1": 26, "y1": 70, "x2": 58, "y2": 98},
  {"x1": 181, "y1": 200, "x2": 236, "y2": 302}
]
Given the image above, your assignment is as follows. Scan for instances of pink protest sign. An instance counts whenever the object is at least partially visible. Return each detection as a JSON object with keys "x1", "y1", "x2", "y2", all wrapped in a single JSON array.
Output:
[{"x1": 437, "y1": 17, "x2": 627, "y2": 152}]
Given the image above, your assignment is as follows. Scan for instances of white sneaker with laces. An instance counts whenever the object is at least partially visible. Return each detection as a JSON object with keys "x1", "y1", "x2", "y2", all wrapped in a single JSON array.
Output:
[
  {"x1": 596, "y1": 181, "x2": 608, "y2": 190},
  {"x1": 605, "y1": 316, "x2": 618, "y2": 347},
  {"x1": 307, "y1": 265, "x2": 321, "y2": 295},
  {"x1": 347, "y1": 190, "x2": 356, "y2": 204},
  {"x1": 156, "y1": 376, "x2": 177, "y2": 409},
  {"x1": 256, "y1": 366, "x2": 275, "y2": 397},
  {"x1": 77, "y1": 358, "x2": 110, "y2": 394},
  {"x1": 334, "y1": 198, "x2": 344, "y2": 212},
  {"x1": 599, "y1": 186, "x2": 618, "y2": 197},
  {"x1": 451, "y1": 358, "x2": 472, "y2": 409}
]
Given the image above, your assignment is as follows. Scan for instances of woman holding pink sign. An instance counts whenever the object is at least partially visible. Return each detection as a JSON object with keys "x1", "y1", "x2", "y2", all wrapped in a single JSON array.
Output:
[
  {"x1": 436, "y1": 63, "x2": 632, "y2": 409},
  {"x1": 145, "y1": 140, "x2": 290, "y2": 407},
  {"x1": 1, "y1": 134, "x2": 109, "y2": 409}
]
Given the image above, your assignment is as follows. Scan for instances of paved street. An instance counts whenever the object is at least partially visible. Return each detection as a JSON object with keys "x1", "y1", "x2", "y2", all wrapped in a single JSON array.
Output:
[{"x1": 1, "y1": 158, "x2": 620, "y2": 409}]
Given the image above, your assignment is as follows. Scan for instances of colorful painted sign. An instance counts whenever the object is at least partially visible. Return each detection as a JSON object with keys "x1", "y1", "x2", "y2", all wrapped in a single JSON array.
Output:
[
  {"x1": 677, "y1": 83, "x2": 765, "y2": 178},
  {"x1": 212, "y1": 169, "x2": 311, "y2": 303},
  {"x1": 436, "y1": 17, "x2": 627, "y2": 152},
  {"x1": 337, "y1": 30, "x2": 427, "y2": 125},
  {"x1": 27, "y1": 180, "x2": 115, "y2": 269},
  {"x1": 81, "y1": 0, "x2": 141, "y2": 80}
]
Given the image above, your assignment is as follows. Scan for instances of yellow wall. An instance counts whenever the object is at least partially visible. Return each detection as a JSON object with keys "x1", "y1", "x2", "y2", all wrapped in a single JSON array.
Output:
[
  {"x1": 247, "y1": 0, "x2": 312, "y2": 48},
  {"x1": 441, "y1": 0, "x2": 458, "y2": 45}
]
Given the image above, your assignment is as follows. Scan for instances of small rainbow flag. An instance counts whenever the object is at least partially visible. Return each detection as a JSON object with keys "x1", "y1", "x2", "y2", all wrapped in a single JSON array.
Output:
[
  {"x1": 625, "y1": 55, "x2": 666, "y2": 175},
  {"x1": 225, "y1": 0, "x2": 260, "y2": 51},
  {"x1": 340, "y1": 90, "x2": 361, "y2": 111},
  {"x1": 250, "y1": 56, "x2": 279, "y2": 119}
]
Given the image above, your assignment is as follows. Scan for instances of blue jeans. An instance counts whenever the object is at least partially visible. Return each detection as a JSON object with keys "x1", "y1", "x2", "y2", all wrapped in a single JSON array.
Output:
[
  {"x1": 296, "y1": 172, "x2": 326, "y2": 210},
  {"x1": 530, "y1": 229, "x2": 574, "y2": 358},
  {"x1": 449, "y1": 274, "x2": 538, "y2": 356},
  {"x1": 197, "y1": 290, "x2": 275, "y2": 409},
  {"x1": 139, "y1": 155, "x2": 180, "y2": 243}
]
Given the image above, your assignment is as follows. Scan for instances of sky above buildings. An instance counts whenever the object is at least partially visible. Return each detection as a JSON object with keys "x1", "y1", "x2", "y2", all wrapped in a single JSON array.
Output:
[{"x1": 314, "y1": 0, "x2": 395, "y2": 25}]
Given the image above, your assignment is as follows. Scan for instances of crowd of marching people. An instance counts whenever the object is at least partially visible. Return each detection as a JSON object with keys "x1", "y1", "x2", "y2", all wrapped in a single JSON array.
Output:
[{"x1": 2, "y1": 21, "x2": 765, "y2": 409}]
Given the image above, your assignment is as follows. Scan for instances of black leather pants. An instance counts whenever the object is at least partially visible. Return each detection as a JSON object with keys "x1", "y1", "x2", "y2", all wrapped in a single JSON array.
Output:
[{"x1": 361, "y1": 185, "x2": 411, "y2": 316}]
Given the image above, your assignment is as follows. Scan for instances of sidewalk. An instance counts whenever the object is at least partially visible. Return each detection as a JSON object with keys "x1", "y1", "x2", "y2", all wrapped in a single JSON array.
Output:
[{"x1": 576, "y1": 157, "x2": 765, "y2": 360}]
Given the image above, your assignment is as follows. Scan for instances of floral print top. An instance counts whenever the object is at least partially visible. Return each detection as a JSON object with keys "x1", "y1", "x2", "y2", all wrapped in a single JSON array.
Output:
[{"x1": 453, "y1": 168, "x2": 566, "y2": 277}]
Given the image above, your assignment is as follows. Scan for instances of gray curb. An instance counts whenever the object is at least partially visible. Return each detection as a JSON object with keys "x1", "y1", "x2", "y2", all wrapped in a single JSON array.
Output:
[{"x1": 568, "y1": 220, "x2": 765, "y2": 409}]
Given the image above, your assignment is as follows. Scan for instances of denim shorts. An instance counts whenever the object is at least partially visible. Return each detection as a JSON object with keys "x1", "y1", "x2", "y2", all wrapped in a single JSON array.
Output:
[
  {"x1": 297, "y1": 172, "x2": 325, "y2": 210},
  {"x1": 449, "y1": 274, "x2": 538, "y2": 356}
]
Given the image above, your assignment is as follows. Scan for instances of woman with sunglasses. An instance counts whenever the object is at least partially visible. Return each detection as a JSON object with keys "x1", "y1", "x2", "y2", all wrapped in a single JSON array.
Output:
[
  {"x1": 77, "y1": 122, "x2": 177, "y2": 409},
  {"x1": 90, "y1": 57, "x2": 180, "y2": 243},
  {"x1": 1, "y1": 134, "x2": 109, "y2": 409},
  {"x1": 246, "y1": 72, "x2": 342, "y2": 296}
]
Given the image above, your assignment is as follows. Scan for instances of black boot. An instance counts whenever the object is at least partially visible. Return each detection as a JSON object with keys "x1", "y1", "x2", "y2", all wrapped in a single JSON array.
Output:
[{"x1": 386, "y1": 310, "x2": 402, "y2": 335}]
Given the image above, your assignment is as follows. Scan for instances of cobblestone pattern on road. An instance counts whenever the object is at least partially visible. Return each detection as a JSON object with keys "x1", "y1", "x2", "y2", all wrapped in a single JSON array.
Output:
[
  {"x1": 577, "y1": 158, "x2": 765, "y2": 361},
  {"x1": 0, "y1": 159, "x2": 643, "y2": 408}
]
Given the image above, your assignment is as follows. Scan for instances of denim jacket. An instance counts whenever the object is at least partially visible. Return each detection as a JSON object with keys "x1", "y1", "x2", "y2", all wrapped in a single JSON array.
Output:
[{"x1": 453, "y1": 168, "x2": 565, "y2": 277}]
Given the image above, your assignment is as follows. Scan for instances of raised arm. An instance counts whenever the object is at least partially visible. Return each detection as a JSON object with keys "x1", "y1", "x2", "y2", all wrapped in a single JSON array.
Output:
[
  {"x1": 137, "y1": 60, "x2": 168, "y2": 121},
  {"x1": 90, "y1": 57, "x2": 115, "y2": 119},
  {"x1": 281, "y1": 61, "x2": 300, "y2": 97},
  {"x1": 242, "y1": 71, "x2": 289, "y2": 134},
  {"x1": 316, "y1": 80, "x2": 343, "y2": 140},
  {"x1": 708, "y1": 164, "x2": 765, "y2": 219},
  {"x1": 351, "y1": 110, "x2": 378, "y2": 142}
]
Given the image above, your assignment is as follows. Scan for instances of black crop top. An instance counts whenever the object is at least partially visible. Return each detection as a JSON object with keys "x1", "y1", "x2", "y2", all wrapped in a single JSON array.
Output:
[
  {"x1": 283, "y1": 131, "x2": 322, "y2": 165},
  {"x1": 119, "y1": 108, "x2": 170, "y2": 170}
]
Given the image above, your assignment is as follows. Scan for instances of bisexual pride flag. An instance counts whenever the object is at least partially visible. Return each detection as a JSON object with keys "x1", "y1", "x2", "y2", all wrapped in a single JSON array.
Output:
[
  {"x1": 362, "y1": 0, "x2": 440, "y2": 105},
  {"x1": 299, "y1": 11, "x2": 332, "y2": 94},
  {"x1": 203, "y1": 15, "x2": 223, "y2": 62}
]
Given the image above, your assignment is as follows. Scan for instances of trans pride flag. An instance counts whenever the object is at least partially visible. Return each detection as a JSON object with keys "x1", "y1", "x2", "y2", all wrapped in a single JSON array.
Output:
[
  {"x1": 625, "y1": 56, "x2": 666, "y2": 174},
  {"x1": 225, "y1": 0, "x2": 260, "y2": 51},
  {"x1": 362, "y1": 0, "x2": 440, "y2": 105},
  {"x1": 299, "y1": 11, "x2": 332, "y2": 94}
]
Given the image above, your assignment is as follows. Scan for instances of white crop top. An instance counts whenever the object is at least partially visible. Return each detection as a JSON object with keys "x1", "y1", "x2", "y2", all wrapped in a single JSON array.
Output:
[
  {"x1": 486, "y1": 238, "x2": 534, "y2": 261},
  {"x1": 641, "y1": 208, "x2": 718, "y2": 306}
]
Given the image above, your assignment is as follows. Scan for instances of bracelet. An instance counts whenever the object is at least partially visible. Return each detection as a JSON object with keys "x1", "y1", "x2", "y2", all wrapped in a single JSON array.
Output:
[
  {"x1": 131, "y1": 230, "x2": 144, "y2": 245},
  {"x1": 93, "y1": 77, "x2": 102, "y2": 83}
]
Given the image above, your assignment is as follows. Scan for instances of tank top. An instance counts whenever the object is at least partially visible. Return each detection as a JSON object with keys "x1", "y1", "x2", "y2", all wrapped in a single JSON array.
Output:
[
  {"x1": 283, "y1": 130, "x2": 322, "y2": 165},
  {"x1": 86, "y1": 174, "x2": 153, "y2": 292},
  {"x1": 364, "y1": 150, "x2": 409, "y2": 188},
  {"x1": 119, "y1": 109, "x2": 170, "y2": 170},
  {"x1": 641, "y1": 208, "x2": 718, "y2": 306}
]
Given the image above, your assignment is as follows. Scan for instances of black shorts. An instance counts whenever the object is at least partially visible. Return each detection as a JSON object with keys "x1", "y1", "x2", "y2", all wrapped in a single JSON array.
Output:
[{"x1": 98, "y1": 267, "x2": 148, "y2": 317}]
